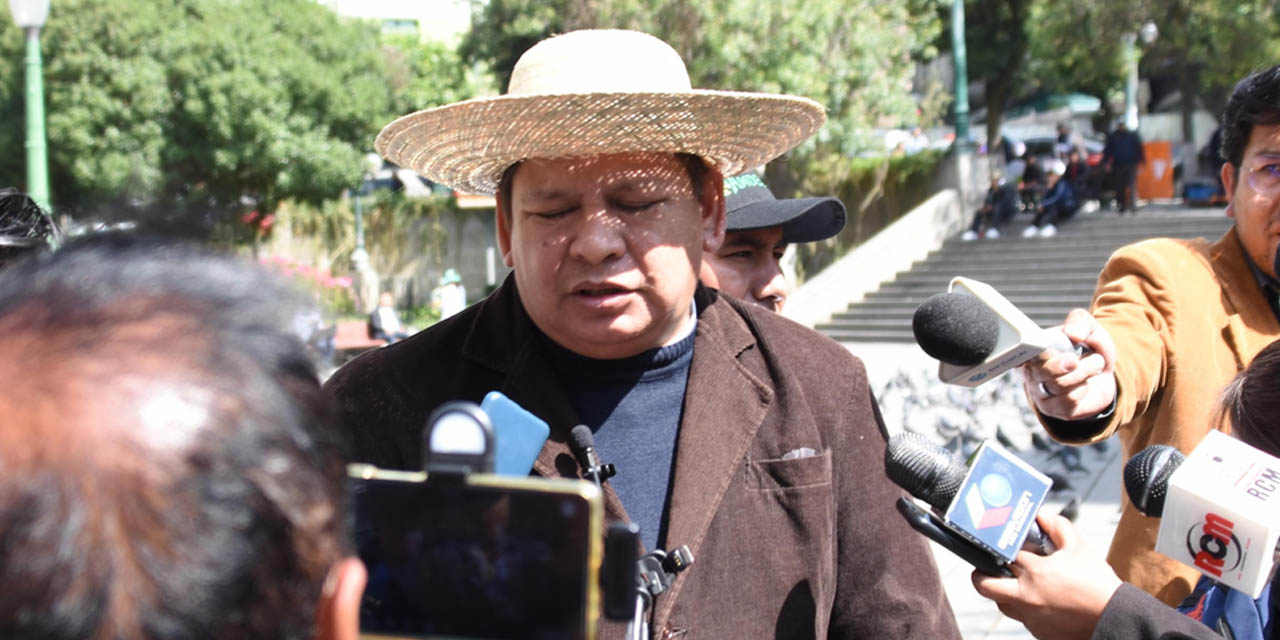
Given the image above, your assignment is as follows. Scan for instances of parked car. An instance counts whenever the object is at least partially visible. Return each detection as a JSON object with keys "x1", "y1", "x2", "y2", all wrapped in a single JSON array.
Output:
[{"x1": 1021, "y1": 136, "x2": 1105, "y2": 166}]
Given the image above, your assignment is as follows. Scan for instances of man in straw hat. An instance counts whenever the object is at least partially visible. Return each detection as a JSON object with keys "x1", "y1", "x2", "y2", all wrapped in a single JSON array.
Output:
[
  {"x1": 326, "y1": 29, "x2": 959, "y2": 638},
  {"x1": 700, "y1": 172, "x2": 846, "y2": 312}
]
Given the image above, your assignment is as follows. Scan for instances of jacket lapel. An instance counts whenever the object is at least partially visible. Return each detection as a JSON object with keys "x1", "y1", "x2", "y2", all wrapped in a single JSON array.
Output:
[
  {"x1": 1212, "y1": 228, "x2": 1280, "y2": 369},
  {"x1": 654, "y1": 291, "x2": 773, "y2": 630}
]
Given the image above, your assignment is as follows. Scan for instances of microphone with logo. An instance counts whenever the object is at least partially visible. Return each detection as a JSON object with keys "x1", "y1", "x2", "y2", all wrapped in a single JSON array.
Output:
[
  {"x1": 1124, "y1": 431, "x2": 1280, "y2": 597},
  {"x1": 886, "y1": 432, "x2": 1056, "y2": 576},
  {"x1": 912, "y1": 276, "x2": 1085, "y2": 387}
]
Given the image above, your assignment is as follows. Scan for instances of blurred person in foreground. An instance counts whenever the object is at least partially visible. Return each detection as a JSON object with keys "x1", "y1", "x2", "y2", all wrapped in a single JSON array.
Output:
[
  {"x1": 699, "y1": 172, "x2": 845, "y2": 312},
  {"x1": 0, "y1": 188, "x2": 59, "y2": 268},
  {"x1": 326, "y1": 29, "x2": 959, "y2": 639},
  {"x1": 975, "y1": 338, "x2": 1280, "y2": 640},
  {"x1": 0, "y1": 235, "x2": 365, "y2": 640},
  {"x1": 1019, "y1": 64, "x2": 1280, "y2": 604}
]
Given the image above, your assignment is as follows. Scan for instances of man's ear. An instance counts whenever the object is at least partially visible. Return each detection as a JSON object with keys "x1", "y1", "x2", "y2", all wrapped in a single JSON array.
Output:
[
  {"x1": 700, "y1": 170, "x2": 726, "y2": 254},
  {"x1": 495, "y1": 205, "x2": 515, "y2": 268},
  {"x1": 315, "y1": 557, "x2": 367, "y2": 640},
  {"x1": 1222, "y1": 163, "x2": 1238, "y2": 218}
]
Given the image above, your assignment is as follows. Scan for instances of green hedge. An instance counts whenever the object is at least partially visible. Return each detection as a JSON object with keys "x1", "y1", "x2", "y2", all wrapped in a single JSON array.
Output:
[{"x1": 791, "y1": 149, "x2": 945, "y2": 282}]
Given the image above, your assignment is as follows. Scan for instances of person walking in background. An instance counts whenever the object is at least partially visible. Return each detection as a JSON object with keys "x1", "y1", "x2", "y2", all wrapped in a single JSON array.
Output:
[
  {"x1": 369, "y1": 291, "x2": 409, "y2": 343},
  {"x1": 963, "y1": 172, "x2": 1019, "y2": 240},
  {"x1": 436, "y1": 268, "x2": 466, "y2": 319},
  {"x1": 1103, "y1": 121, "x2": 1146, "y2": 213}
]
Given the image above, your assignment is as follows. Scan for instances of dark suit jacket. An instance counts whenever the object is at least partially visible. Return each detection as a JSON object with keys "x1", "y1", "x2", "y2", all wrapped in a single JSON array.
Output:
[
  {"x1": 1092, "y1": 584, "x2": 1219, "y2": 640},
  {"x1": 325, "y1": 277, "x2": 959, "y2": 639}
]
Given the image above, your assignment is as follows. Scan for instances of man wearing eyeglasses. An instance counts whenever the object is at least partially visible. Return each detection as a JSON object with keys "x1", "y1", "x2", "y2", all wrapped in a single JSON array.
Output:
[{"x1": 1016, "y1": 64, "x2": 1280, "y2": 608}]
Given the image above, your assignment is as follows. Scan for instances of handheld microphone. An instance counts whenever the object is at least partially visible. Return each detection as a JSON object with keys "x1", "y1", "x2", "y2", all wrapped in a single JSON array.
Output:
[
  {"x1": 569, "y1": 425, "x2": 617, "y2": 490},
  {"x1": 886, "y1": 432, "x2": 1056, "y2": 562},
  {"x1": 912, "y1": 277, "x2": 1084, "y2": 387},
  {"x1": 1123, "y1": 432, "x2": 1280, "y2": 597}
]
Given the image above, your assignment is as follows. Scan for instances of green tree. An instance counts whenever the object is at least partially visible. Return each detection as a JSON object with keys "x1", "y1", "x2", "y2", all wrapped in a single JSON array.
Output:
[
  {"x1": 382, "y1": 34, "x2": 474, "y2": 116},
  {"x1": 952, "y1": 0, "x2": 1034, "y2": 152},
  {"x1": 463, "y1": 0, "x2": 942, "y2": 159},
  {"x1": 1023, "y1": 0, "x2": 1139, "y2": 127},
  {"x1": 0, "y1": 0, "x2": 393, "y2": 232},
  {"x1": 1146, "y1": 0, "x2": 1280, "y2": 141}
]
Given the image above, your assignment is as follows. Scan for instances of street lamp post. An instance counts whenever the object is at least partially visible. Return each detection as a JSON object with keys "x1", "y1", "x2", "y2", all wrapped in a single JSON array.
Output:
[
  {"x1": 8, "y1": 0, "x2": 50, "y2": 213},
  {"x1": 351, "y1": 152, "x2": 383, "y2": 312},
  {"x1": 351, "y1": 152, "x2": 383, "y2": 273},
  {"x1": 950, "y1": 0, "x2": 972, "y2": 154},
  {"x1": 1123, "y1": 21, "x2": 1159, "y2": 131}
]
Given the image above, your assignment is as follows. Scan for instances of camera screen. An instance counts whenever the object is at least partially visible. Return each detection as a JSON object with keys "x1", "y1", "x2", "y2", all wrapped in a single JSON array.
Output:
[{"x1": 352, "y1": 477, "x2": 594, "y2": 639}]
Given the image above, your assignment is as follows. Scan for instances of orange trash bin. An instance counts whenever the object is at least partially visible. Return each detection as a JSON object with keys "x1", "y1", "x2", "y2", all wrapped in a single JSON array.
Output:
[{"x1": 1137, "y1": 140, "x2": 1174, "y2": 200}]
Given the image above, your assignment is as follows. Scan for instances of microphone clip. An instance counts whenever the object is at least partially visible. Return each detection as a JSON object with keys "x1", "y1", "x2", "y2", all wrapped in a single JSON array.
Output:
[{"x1": 584, "y1": 460, "x2": 617, "y2": 488}]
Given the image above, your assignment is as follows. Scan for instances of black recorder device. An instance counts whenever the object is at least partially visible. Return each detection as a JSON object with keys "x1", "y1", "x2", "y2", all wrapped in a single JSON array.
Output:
[
  {"x1": 350, "y1": 401, "x2": 608, "y2": 640},
  {"x1": 349, "y1": 464, "x2": 604, "y2": 640}
]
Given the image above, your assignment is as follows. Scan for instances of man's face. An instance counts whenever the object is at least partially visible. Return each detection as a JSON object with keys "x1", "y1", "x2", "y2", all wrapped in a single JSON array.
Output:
[
  {"x1": 498, "y1": 153, "x2": 725, "y2": 359},
  {"x1": 1223, "y1": 123, "x2": 1280, "y2": 278},
  {"x1": 699, "y1": 227, "x2": 788, "y2": 313}
]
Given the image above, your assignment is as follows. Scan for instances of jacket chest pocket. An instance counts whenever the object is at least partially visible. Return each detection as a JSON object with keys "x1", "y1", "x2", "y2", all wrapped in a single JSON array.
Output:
[{"x1": 746, "y1": 448, "x2": 832, "y2": 491}]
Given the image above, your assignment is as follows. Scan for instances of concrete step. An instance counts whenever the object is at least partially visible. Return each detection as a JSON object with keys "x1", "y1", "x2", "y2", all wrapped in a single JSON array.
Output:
[
  {"x1": 831, "y1": 306, "x2": 1082, "y2": 322},
  {"x1": 814, "y1": 205, "x2": 1229, "y2": 345}
]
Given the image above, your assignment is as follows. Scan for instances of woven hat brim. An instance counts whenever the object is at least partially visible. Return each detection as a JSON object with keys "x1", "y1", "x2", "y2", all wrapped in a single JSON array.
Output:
[
  {"x1": 727, "y1": 197, "x2": 846, "y2": 243},
  {"x1": 376, "y1": 90, "x2": 826, "y2": 195}
]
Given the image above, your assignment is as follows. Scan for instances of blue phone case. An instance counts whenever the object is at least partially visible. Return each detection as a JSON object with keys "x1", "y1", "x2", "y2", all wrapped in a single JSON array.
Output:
[{"x1": 481, "y1": 391, "x2": 551, "y2": 476}]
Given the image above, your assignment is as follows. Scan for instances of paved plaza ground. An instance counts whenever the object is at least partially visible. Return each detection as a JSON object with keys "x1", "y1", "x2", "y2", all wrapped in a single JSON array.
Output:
[{"x1": 850, "y1": 342, "x2": 1125, "y2": 640}]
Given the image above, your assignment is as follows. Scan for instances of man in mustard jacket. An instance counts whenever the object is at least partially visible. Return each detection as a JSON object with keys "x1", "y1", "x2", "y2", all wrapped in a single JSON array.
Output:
[{"x1": 1020, "y1": 64, "x2": 1280, "y2": 605}]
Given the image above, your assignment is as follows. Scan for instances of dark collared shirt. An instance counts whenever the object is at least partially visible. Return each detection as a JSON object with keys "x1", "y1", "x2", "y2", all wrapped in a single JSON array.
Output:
[{"x1": 1239, "y1": 234, "x2": 1280, "y2": 322}]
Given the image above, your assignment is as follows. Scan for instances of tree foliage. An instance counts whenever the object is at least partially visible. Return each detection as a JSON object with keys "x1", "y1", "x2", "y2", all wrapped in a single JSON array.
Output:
[
  {"x1": 953, "y1": 0, "x2": 1280, "y2": 145},
  {"x1": 463, "y1": 0, "x2": 943, "y2": 157},
  {"x1": 0, "y1": 0, "x2": 425, "y2": 233}
]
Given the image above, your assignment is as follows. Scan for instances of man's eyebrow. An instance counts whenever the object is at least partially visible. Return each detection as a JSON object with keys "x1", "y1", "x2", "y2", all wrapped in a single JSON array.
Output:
[
  {"x1": 1252, "y1": 150, "x2": 1280, "y2": 160},
  {"x1": 522, "y1": 188, "x2": 571, "y2": 201},
  {"x1": 605, "y1": 178, "x2": 674, "y2": 193},
  {"x1": 721, "y1": 234, "x2": 769, "y2": 250}
]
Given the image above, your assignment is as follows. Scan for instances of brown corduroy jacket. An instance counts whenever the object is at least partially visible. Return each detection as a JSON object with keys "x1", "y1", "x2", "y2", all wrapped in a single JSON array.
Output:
[
  {"x1": 1041, "y1": 227, "x2": 1280, "y2": 606},
  {"x1": 325, "y1": 277, "x2": 960, "y2": 639}
]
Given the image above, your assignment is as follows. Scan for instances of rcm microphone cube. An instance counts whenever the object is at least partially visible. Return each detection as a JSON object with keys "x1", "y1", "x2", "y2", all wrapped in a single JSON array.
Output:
[
  {"x1": 1155, "y1": 430, "x2": 1280, "y2": 598},
  {"x1": 943, "y1": 441, "x2": 1053, "y2": 563}
]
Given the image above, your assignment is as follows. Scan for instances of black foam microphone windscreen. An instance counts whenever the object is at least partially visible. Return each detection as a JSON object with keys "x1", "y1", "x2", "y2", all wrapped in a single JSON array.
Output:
[
  {"x1": 569, "y1": 424, "x2": 594, "y2": 454},
  {"x1": 1123, "y1": 444, "x2": 1185, "y2": 517},
  {"x1": 885, "y1": 432, "x2": 970, "y2": 511},
  {"x1": 912, "y1": 292, "x2": 1001, "y2": 366}
]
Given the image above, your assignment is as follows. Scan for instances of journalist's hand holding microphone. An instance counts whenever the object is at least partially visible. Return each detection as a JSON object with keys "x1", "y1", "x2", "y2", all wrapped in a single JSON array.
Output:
[
  {"x1": 1021, "y1": 309, "x2": 1119, "y2": 421},
  {"x1": 971, "y1": 513, "x2": 1122, "y2": 640}
]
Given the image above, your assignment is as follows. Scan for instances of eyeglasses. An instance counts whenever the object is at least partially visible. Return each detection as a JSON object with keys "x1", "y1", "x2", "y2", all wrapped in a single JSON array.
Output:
[{"x1": 1245, "y1": 155, "x2": 1280, "y2": 196}]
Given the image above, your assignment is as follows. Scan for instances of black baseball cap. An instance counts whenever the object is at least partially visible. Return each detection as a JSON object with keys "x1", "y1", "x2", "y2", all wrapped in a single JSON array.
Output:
[{"x1": 723, "y1": 173, "x2": 846, "y2": 243}]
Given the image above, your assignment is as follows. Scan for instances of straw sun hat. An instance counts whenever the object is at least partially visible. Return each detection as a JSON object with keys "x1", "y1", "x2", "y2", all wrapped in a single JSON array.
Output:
[{"x1": 375, "y1": 29, "x2": 827, "y2": 195}]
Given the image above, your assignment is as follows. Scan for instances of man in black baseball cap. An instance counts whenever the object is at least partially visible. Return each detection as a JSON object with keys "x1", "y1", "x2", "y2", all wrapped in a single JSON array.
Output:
[{"x1": 699, "y1": 172, "x2": 846, "y2": 312}]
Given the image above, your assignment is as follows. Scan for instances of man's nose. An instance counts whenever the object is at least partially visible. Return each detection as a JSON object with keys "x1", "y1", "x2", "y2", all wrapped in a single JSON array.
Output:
[
  {"x1": 753, "y1": 264, "x2": 789, "y2": 312},
  {"x1": 567, "y1": 207, "x2": 626, "y2": 264}
]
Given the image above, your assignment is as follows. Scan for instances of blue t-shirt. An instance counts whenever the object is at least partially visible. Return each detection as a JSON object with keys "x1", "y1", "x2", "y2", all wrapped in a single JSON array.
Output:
[{"x1": 542, "y1": 326, "x2": 696, "y2": 552}]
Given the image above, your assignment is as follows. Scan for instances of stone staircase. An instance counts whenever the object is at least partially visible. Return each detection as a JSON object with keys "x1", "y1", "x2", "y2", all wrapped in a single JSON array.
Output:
[{"x1": 816, "y1": 206, "x2": 1232, "y2": 342}]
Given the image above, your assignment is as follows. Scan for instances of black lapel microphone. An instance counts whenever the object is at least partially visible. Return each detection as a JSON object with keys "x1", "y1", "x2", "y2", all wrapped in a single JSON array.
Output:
[{"x1": 568, "y1": 424, "x2": 616, "y2": 489}]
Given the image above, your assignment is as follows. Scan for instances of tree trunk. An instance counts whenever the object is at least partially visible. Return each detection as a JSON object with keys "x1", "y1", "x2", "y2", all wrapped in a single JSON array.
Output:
[{"x1": 986, "y1": 80, "x2": 1010, "y2": 162}]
